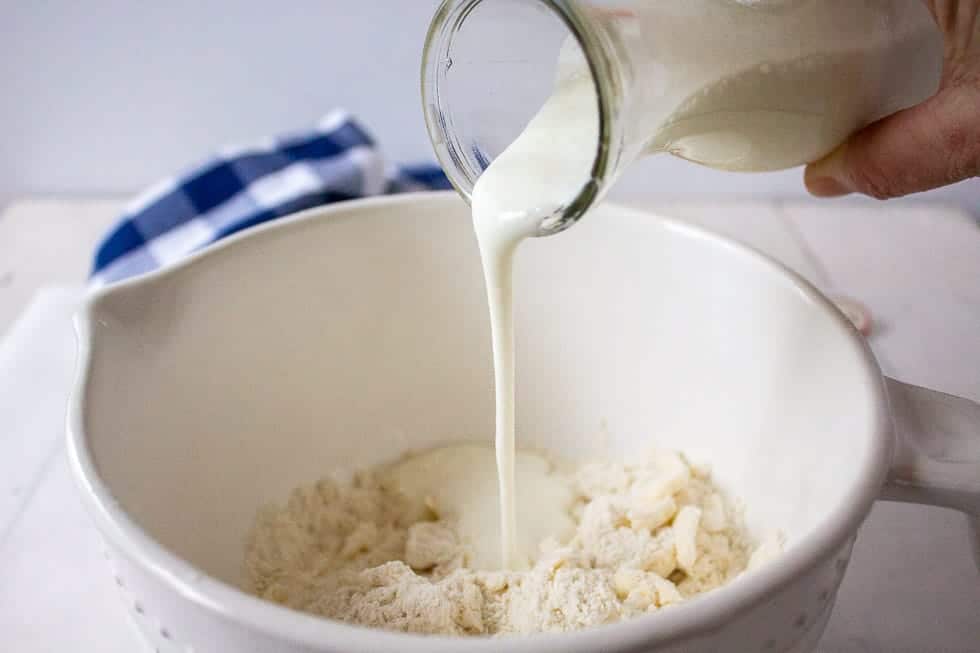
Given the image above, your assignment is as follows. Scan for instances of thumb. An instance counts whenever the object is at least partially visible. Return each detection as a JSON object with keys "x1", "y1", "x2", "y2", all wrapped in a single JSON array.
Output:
[{"x1": 805, "y1": 84, "x2": 980, "y2": 199}]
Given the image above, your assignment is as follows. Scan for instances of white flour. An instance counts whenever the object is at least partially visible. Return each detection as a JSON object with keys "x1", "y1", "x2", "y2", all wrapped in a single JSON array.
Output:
[{"x1": 244, "y1": 445, "x2": 780, "y2": 636}]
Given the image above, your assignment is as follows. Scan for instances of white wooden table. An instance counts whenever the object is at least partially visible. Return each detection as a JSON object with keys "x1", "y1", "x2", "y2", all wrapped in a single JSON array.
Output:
[{"x1": 1, "y1": 197, "x2": 978, "y2": 652}]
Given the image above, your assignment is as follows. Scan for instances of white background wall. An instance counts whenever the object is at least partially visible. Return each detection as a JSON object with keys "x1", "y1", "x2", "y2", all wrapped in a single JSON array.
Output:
[{"x1": 2, "y1": 1, "x2": 976, "y2": 214}]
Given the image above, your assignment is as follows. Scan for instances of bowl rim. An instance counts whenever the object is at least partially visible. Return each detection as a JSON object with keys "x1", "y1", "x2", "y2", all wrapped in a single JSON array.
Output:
[{"x1": 66, "y1": 191, "x2": 892, "y2": 652}]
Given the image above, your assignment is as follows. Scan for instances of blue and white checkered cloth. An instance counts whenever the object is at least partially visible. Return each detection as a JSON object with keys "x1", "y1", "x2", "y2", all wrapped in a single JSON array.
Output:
[{"x1": 92, "y1": 109, "x2": 451, "y2": 286}]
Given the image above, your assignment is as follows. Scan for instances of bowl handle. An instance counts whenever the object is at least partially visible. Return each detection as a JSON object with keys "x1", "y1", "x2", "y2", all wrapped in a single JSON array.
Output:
[{"x1": 881, "y1": 377, "x2": 980, "y2": 567}]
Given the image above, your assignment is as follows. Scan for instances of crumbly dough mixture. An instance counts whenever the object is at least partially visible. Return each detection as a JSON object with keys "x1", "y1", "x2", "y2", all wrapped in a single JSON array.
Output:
[{"x1": 244, "y1": 448, "x2": 781, "y2": 636}]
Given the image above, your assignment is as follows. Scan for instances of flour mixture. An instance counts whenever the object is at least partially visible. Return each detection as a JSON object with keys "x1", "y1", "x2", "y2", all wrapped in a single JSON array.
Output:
[{"x1": 245, "y1": 444, "x2": 781, "y2": 636}]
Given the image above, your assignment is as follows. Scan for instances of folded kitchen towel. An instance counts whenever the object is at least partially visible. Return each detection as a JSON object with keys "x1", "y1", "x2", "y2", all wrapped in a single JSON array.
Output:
[{"x1": 91, "y1": 109, "x2": 451, "y2": 286}]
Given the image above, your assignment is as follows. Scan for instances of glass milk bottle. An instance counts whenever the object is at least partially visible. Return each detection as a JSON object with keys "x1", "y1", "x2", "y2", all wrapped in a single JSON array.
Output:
[{"x1": 421, "y1": 0, "x2": 943, "y2": 235}]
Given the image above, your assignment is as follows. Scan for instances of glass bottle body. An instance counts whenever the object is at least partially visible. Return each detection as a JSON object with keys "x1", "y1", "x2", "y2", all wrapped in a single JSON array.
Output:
[{"x1": 422, "y1": 0, "x2": 943, "y2": 234}]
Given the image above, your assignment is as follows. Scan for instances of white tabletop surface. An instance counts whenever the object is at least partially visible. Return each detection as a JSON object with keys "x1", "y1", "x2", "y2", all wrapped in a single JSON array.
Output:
[{"x1": 0, "y1": 197, "x2": 978, "y2": 652}]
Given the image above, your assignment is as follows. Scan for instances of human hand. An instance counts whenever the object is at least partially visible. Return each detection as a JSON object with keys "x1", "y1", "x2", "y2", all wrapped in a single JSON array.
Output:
[{"x1": 805, "y1": 1, "x2": 979, "y2": 199}]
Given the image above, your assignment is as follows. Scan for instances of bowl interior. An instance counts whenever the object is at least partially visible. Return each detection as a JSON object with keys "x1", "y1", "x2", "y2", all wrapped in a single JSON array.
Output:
[{"x1": 81, "y1": 194, "x2": 881, "y2": 587}]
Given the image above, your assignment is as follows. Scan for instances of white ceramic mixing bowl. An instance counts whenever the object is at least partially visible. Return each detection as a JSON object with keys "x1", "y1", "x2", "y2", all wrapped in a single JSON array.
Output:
[{"x1": 68, "y1": 193, "x2": 979, "y2": 653}]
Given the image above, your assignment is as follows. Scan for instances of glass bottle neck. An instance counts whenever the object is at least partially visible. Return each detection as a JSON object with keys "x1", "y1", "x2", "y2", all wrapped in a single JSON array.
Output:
[{"x1": 422, "y1": 0, "x2": 632, "y2": 237}]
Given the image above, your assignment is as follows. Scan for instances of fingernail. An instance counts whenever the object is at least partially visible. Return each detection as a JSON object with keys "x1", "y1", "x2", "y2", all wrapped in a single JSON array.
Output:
[
  {"x1": 805, "y1": 146, "x2": 852, "y2": 198},
  {"x1": 806, "y1": 175, "x2": 851, "y2": 198}
]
